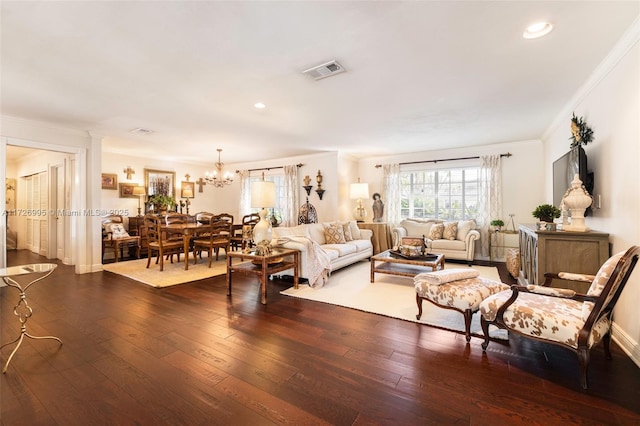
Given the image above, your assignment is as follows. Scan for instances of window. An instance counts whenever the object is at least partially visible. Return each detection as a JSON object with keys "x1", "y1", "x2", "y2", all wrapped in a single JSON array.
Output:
[
  {"x1": 400, "y1": 166, "x2": 479, "y2": 220},
  {"x1": 249, "y1": 174, "x2": 285, "y2": 220}
]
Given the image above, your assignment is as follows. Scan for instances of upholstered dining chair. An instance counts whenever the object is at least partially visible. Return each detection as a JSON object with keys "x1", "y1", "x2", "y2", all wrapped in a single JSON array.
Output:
[
  {"x1": 144, "y1": 214, "x2": 184, "y2": 271},
  {"x1": 479, "y1": 246, "x2": 639, "y2": 389},
  {"x1": 192, "y1": 220, "x2": 232, "y2": 267},
  {"x1": 230, "y1": 213, "x2": 259, "y2": 251},
  {"x1": 101, "y1": 215, "x2": 140, "y2": 263},
  {"x1": 194, "y1": 211, "x2": 215, "y2": 224}
]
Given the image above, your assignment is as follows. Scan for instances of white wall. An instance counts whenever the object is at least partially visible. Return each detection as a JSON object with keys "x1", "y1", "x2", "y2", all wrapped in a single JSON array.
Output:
[
  {"x1": 356, "y1": 139, "x2": 545, "y2": 234},
  {"x1": 542, "y1": 22, "x2": 640, "y2": 363}
]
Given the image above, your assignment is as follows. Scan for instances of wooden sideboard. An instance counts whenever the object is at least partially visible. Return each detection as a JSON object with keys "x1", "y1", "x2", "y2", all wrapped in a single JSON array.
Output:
[{"x1": 518, "y1": 224, "x2": 610, "y2": 292}]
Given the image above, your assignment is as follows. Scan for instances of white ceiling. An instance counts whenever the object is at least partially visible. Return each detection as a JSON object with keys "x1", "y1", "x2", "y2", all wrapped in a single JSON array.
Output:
[{"x1": 2, "y1": 1, "x2": 638, "y2": 165}]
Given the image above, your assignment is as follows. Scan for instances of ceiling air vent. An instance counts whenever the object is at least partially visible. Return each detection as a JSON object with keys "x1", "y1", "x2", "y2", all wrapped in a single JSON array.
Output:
[
  {"x1": 129, "y1": 128, "x2": 154, "y2": 135},
  {"x1": 302, "y1": 60, "x2": 346, "y2": 80}
]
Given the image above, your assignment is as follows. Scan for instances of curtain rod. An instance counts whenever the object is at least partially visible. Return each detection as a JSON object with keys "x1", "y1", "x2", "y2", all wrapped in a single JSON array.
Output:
[
  {"x1": 374, "y1": 152, "x2": 511, "y2": 168},
  {"x1": 235, "y1": 163, "x2": 303, "y2": 173}
]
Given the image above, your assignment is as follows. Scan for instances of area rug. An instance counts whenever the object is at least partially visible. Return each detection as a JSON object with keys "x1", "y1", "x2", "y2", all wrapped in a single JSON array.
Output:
[
  {"x1": 281, "y1": 261, "x2": 508, "y2": 339},
  {"x1": 103, "y1": 253, "x2": 227, "y2": 288}
]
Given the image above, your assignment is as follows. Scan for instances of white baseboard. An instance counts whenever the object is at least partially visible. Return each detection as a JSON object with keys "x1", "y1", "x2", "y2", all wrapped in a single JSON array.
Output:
[{"x1": 612, "y1": 322, "x2": 640, "y2": 368}]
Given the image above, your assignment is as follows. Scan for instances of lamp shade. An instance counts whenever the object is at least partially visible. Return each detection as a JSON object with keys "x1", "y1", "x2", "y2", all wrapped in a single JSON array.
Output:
[
  {"x1": 132, "y1": 186, "x2": 146, "y2": 196},
  {"x1": 251, "y1": 180, "x2": 276, "y2": 208},
  {"x1": 350, "y1": 182, "x2": 369, "y2": 200}
]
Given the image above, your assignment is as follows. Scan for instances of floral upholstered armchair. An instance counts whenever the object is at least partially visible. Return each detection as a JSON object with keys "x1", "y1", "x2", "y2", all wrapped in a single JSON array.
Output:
[{"x1": 479, "y1": 246, "x2": 639, "y2": 389}]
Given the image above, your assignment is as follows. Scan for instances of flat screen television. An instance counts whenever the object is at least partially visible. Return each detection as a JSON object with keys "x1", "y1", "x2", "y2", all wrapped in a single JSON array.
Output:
[{"x1": 553, "y1": 146, "x2": 593, "y2": 216}]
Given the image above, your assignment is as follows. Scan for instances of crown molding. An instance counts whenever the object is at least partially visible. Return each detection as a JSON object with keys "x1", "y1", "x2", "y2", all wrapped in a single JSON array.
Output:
[{"x1": 542, "y1": 16, "x2": 640, "y2": 141}]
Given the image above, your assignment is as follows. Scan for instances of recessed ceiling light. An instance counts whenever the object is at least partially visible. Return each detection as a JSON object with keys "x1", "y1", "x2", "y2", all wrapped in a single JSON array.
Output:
[
  {"x1": 523, "y1": 22, "x2": 553, "y2": 39},
  {"x1": 254, "y1": 102, "x2": 266, "y2": 109}
]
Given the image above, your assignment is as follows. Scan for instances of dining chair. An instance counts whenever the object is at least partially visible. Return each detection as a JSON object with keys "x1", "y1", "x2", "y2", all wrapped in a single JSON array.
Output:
[
  {"x1": 192, "y1": 220, "x2": 232, "y2": 266},
  {"x1": 101, "y1": 215, "x2": 140, "y2": 263},
  {"x1": 230, "y1": 213, "x2": 259, "y2": 251},
  {"x1": 144, "y1": 214, "x2": 184, "y2": 271},
  {"x1": 194, "y1": 211, "x2": 215, "y2": 224}
]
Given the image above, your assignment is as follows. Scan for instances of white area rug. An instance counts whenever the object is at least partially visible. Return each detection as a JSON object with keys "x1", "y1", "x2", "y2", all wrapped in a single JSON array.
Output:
[
  {"x1": 103, "y1": 253, "x2": 227, "y2": 288},
  {"x1": 281, "y1": 261, "x2": 508, "y2": 339}
]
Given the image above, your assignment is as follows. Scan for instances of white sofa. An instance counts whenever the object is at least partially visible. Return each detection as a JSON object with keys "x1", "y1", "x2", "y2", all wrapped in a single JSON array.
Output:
[
  {"x1": 391, "y1": 219, "x2": 479, "y2": 264},
  {"x1": 272, "y1": 221, "x2": 373, "y2": 282}
]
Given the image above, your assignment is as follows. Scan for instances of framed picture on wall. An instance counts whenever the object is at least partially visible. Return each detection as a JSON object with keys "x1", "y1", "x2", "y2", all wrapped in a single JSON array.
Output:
[
  {"x1": 181, "y1": 181, "x2": 195, "y2": 198},
  {"x1": 119, "y1": 182, "x2": 138, "y2": 198},
  {"x1": 101, "y1": 173, "x2": 118, "y2": 190},
  {"x1": 144, "y1": 168, "x2": 176, "y2": 198}
]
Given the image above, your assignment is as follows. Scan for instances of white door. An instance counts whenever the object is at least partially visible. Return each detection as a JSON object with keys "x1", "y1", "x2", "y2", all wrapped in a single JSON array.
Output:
[{"x1": 55, "y1": 164, "x2": 65, "y2": 259}]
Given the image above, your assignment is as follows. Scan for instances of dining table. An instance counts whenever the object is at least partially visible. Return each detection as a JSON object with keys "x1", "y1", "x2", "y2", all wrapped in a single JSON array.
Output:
[{"x1": 160, "y1": 222, "x2": 213, "y2": 270}]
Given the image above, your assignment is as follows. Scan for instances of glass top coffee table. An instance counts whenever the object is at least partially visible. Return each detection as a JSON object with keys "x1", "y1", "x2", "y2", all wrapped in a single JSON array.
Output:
[{"x1": 370, "y1": 250, "x2": 445, "y2": 282}]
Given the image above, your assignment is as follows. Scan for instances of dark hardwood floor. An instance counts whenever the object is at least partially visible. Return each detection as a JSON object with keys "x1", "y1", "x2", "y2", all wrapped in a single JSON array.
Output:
[{"x1": 2, "y1": 250, "x2": 639, "y2": 425}]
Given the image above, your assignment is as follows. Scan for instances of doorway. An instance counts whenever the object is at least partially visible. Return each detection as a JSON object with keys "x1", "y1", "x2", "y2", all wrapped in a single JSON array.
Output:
[{"x1": 4, "y1": 145, "x2": 76, "y2": 268}]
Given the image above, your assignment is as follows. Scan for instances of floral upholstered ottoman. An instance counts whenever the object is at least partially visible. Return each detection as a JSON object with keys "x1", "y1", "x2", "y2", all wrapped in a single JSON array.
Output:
[{"x1": 414, "y1": 268, "x2": 510, "y2": 341}]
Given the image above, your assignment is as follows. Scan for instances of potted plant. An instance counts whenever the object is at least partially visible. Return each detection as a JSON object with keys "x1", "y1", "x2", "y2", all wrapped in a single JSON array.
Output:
[
  {"x1": 490, "y1": 219, "x2": 504, "y2": 232},
  {"x1": 532, "y1": 204, "x2": 561, "y2": 229},
  {"x1": 148, "y1": 194, "x2": 176, "y2": 213}
]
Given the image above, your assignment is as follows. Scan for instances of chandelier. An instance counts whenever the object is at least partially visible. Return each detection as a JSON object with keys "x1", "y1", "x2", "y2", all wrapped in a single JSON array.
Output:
[{"x1": 204, "y1": 148, "x2": 234, "y2": 188}]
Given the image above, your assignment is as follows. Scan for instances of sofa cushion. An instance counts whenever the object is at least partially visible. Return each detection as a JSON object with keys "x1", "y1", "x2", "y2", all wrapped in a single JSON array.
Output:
[
  {"x1": 347, "y1": 240, "x2": 372, "y2": 252},
  {"x1": 431, "y1": 239, "x2": 466, "y2": 251},
  {"x1": 321, "y1": 244, "x2": 355, "y2": 257},
  {"x1": 401, "y1": 219, "x2": 439, "y2": 238},
  {"x1": 273, "y1": 224, "x2": 310, "y2": 239},
  {"x1": 307, "y1": 223, "x2": 326, "y2": 244},
  {"x1": 443, "y1": 222, "x2": 458, "y2": 240},
  {"x1": 455, "y1": 220, "x2": 475, "y2": 240},
  {"x1": 348, "y1": 221, "x2": 361, "y2": 240},
  {"x1": 428, "y1": 223, "x2": 444, "y2": 240},
  {"x1": 341, "y1": 221, "x2": 354, "y2": 241},
  {"x1": 324, "y1": 223, "x2": 346, "y2": 244}
]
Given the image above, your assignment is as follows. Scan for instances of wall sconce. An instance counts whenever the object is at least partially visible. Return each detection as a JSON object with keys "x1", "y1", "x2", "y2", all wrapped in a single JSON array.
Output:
[
  {"x1": 315, "y1": 170, "x2": 325, "y2": 200},
  {"x1": 302, "y1": 175, "x2": 313, "y2": 196}
]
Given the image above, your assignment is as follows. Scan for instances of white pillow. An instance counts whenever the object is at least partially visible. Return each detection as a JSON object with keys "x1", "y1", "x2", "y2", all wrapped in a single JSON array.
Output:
[
  {"x1": 107, "y1": 223, "x2": 130, "y2": 239},
  {"x1": 456, "y1": 220, "x2": 476, "y2": 241}
]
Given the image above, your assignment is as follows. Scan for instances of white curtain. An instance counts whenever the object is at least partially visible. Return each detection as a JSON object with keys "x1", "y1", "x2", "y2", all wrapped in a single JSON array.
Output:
[
  {"x1": 478, "y1": 155, "x2": 502, "y2": 257},
  {"x1": 382, "y1": 163, "x2": 401, "y2": 227},
  {"x1": 282, "y1": 165, "x2": 299, "y2": 227},
  {"x1": 238, "y1": 170, "x2": 251, "y2": 218}
]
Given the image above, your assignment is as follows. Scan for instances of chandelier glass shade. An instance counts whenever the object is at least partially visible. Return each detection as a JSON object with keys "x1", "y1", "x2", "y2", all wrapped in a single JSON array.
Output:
[{"x1": 204, "y1": 148, "x2": 234, "y2": 187}]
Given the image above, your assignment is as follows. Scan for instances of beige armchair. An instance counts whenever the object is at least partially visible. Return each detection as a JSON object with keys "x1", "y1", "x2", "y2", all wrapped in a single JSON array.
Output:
[{"x1": 479, "y1": 246, "x2": 639, "y2": 389}]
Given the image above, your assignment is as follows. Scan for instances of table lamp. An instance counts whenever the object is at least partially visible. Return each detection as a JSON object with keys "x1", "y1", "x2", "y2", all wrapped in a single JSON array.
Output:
[
  {"x1": 181, "y1": 187, "x2": 193, "y2": 215},
  {"x1": 132, "y1": 186, "x2": 146, "y2": 216},
  {"x1": 350, "y1": 179, "x2": 369, "y2": 222},
  {"x1": 251, "y1": 175, "x2": 276, "y2": 244}
]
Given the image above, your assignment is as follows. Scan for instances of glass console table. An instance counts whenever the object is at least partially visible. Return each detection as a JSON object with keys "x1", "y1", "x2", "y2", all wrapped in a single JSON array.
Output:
[{"x1": 0, "y1": 263, "x2": 62, "y2": 373}]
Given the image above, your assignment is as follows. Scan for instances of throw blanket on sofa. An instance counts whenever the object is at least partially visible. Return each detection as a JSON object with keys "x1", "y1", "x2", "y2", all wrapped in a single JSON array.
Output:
[{"x1": 275, "y1": 236, "x2": 331, "y2": 288}]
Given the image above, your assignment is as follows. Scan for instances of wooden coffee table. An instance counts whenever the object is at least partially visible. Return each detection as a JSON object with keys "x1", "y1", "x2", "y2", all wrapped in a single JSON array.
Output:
[
  {"x1": 226, "y1": 248, "x2": 299, "y2": 305},
  {"x1": 370, "y1": 250, "x2": 444, "y2": 282}
]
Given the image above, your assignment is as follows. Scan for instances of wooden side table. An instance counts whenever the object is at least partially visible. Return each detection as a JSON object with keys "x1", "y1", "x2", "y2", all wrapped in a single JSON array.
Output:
[
  {"x1": 0, "y1": 263, "x2": 62, "y2": 373},
  {"x1": 226, "y1": 248, "x2": 299, "y2": 304}
]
